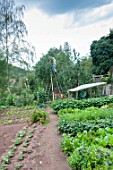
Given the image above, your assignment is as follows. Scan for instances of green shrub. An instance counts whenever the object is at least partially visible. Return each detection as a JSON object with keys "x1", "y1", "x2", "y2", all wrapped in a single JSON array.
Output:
[
  {"x1": 18, "y1": 93, "x2": 34, "y2": 106},
  {"x1": 30, "y1": 108, "x2": 48, "y2": 124},
  {"x1": 37, "y1": 87, "x2": 47, "y2": 103}
]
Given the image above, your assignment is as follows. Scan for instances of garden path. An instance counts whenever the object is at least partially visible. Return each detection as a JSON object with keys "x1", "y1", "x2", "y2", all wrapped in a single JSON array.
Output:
[{"x1": 34, "y1": 107, "x2": 71, "y2": 170}]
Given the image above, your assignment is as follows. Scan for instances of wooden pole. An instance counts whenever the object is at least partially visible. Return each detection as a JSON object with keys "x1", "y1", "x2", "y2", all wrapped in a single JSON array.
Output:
[
  {"x1": 104, "y1": 84, "x2": 106, "y2": 96},
  {"x1": 68, "y1": 91, "x2": 70, "y2": 99},
  {"x1": 76, "y1": 91, "x2": 78, "y2": 99},
  {"x1": 90, "y1": 88, "x2": 92, "y2": 98},
  {"x1": 51, "y1": 75, "x2": 54, "y2": 101}
]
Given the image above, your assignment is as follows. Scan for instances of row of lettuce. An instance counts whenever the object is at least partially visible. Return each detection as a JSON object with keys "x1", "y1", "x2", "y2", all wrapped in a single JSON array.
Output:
[{"x1": 52, "y1": 97, "x2": 113, "y2": 170}]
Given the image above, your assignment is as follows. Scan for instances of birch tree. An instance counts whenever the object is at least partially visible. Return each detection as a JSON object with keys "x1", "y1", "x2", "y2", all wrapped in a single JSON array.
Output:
[{"x1": 0, "y1": 0, "x2": 35, "y2": 90}]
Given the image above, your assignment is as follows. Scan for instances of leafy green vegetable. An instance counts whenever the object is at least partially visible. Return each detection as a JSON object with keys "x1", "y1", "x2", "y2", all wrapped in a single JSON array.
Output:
[
  {"x1": 52, "y1": 96, "x2": 113, "y2": 113},
  {"x1": 68, "y1": 145, "x2": 113, "y2": 170}
]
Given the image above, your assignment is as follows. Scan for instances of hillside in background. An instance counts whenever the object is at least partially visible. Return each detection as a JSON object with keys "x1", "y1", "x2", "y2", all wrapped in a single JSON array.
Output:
[{"x1": 9, "y1": 65, "x2": 28, "y2": 79}]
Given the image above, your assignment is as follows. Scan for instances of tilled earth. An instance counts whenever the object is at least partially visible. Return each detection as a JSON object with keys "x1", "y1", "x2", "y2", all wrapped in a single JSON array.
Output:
[{"x1": 0, "y1": 107, "x2": 71, "y2": 170}]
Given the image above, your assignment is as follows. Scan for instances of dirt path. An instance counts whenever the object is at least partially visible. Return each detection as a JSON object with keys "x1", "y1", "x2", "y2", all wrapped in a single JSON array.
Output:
[{"x1": 34, "y1": 107, "x2": 71, "y2": 170}]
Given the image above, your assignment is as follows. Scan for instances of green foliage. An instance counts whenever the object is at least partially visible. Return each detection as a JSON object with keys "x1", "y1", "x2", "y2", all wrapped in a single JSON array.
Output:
[
  {"x1": 14, "y1": 137, "x2": 22, "y2": 146},
  {"x1": 37, "y1": 87, "x2": 47, "y2": 103},
  {"x1": 61, "y1": 127, "x2": 113, "y2": 169},
  {"x1": 52, "y1": 96, "x2": 113, "y2": 113},
  {"x1": 4, "y1": 93, "x2": 35, "y2": 107},
  {"x1": 19, "y1": 93, "x2": 34, "y2": 106},
  {"x1": 90, "y1": 29, "x2": 113, "y2": 74},
  {"x1": 15, "y1": 162, "x2": 22, "y2": 170},
  {"x1": 18, "y1": 131, "x2": 26, "y2": 138},
  {"x1": 68, "y1": 145, "x2": 113, "y2": 170},
  {"x1": 58, "y1": 108, "x2": 77, "y2": 116},
  {"x1": 0, "y1": 0, "x2": 35, "y2": 70},
  {"x1": 6, "y1": 95, "x2": 15, "y2": 106},
  {"x1": 61, "y1": 128, "x2": 113, "y2": 155},
  {"x1": 7, "y1": 150, "x2": 15, "y2": 158},
  {"x1": 2, "y1": 155, "x2": 9, "y2": 164},
  {"x1": 0, "y1": 106, "x2": 40, "y2": 125},
  {"x1": 35, "y1": 47, "x2": 93, "y2": 97},
  {"x1": 59, "y1": 101, "x2": 113, "y2": 169},
  {"x1": 61, "y1": 134, "x2": 78, "y2": 155},
  {"x1": 9, "y1": 65, "x2": 28, "y2": 79},
  {"x1": 58, "y1": 107, "x2": 113, "y2": 135},
  {"x1": 59, "y1": 107, "x2": 113, "y2": 121},
  {"x1": 18, "y1": 152, "x2": 24, "y2": 161},
  {"x1": 30, "y1": 108, "x2": 48, "y2": 124},
  {"x1": 0, "y1": 163, "x2": 8, "y2": 170},
  {"x1": 0, "y1": 53, "x2": 7, "y2": 92}
]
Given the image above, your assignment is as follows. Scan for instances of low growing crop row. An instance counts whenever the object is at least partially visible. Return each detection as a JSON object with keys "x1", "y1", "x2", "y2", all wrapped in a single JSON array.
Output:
[
  {"x1": 61, "y1": 128, "x2": 113, "y2": 169},
  {"x1": 58, "y1": 107, "x2": 113, "y2": 135},
  {"x1": 52, "y1": 96, "x2": 113, "y2": 113},
  {"x1": 58, "y1": 106, "x2": 113, "y2": 169},
  {"x1": 0, "y1": 107, "x2": 49, "y2": 125},
  {"x1": 0, "y1": 125, "x2": 36, "y2": 170}
]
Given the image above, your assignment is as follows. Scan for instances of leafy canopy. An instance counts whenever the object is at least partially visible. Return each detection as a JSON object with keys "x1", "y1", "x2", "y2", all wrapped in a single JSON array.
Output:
[{"x1": 90, "y1": 29, "x2": 113, "y2": 74}]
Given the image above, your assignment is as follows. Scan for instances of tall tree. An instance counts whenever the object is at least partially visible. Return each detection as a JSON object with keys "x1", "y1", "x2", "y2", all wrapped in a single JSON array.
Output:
[
  {"x1": 0, "y1": 52, "x2": 7, "y2": 93},
  {"x1": 35, "y1": 44, "x2": 93, "y2": 99},
  {"x1": 90, "y1": 29, "x2": 113, "y2": 75},
  {"x1": 0, "y1": 0, "x2": 35, "y2": 90}
]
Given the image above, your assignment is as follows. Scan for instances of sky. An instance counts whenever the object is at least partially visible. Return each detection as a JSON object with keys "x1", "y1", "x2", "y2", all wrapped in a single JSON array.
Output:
[{"x1": 15, "y1": 0, "x2": 113, "y2": 63}]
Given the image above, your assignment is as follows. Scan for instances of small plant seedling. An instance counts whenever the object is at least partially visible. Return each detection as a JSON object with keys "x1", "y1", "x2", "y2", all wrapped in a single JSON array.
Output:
[
  {"x1": 8, "y1": 120, "x2": 13, "y2": 124},
  {"x1": 23, "y1": 126, "x2": 28, "y2": 130},
  {"x1": 15, "y1": 119, "x2": 18, "y2": 123},
  {"x1": 27, "y1": 134, "x2": 33, "y2": 138},
  {"x1": 22, "y1": 142, "x2": 29, "y2": 147},
  {"x1": 27, "y1": 147, "x2": 32, "y2": 153},
  {"x1": 7, "y1": 150, "x2": 14, "y2": 157},
  {"x1": 30, "y1": 129, "x2": 35, "y2": 133},
  {"x1": 10, "y1": 144, "x2": 17, "y2": 151},
  {"x1": 14, "y1": 137, "x2": 22, "y2": 146},
  {"x1": 0, "y1": 163, "x2": 8, "y2": 170},
  {"x1": 2, "y1": 155, "x2": 9, "y2": 164},
  {"x1": 33, "y1": 124, "x2": 37, "y2": 128},
  {"x1": 18, "y1": 130, "x2": 26, "y2": 138},
  {"x1": 22, "y1": 148, "x2": 27, "y2": 153},
  {"x1": 25, "y1": 117, "x2": 29, "y2": 123},
  {"x1": 12, "y1": 146, "x2": 17, "y2": 151},
  {"x1": 25, "y1": 136, "x2": 31, "y2": 143},
  {"x1": 20, "y1": 118, "x2": 23, "y2": 122},
  {"x1": 15, "y1": 162, "x2": 22, "y2": 170},
  {"x1": 18, "y1": 152, "x2": 24, "y2": 161}
]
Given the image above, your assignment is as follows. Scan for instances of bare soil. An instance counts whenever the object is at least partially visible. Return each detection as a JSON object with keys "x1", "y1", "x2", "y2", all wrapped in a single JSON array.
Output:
[{"x1": 0, "y1": 107, "x2": 71, "y2": 170}]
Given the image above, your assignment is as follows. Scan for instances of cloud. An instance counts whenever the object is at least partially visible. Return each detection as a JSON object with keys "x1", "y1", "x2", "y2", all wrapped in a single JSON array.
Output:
[
  {"x1": 23, "y1": 7, "x2": 113, "y2": 62},
  {"x1": 17, "y1": 0, "x2": 113, "y2": 15},
  {"x1": 15, "y1": 0, "x2": 113, "y2": 62},
  {"x1": 70, "y1": 2, "x2": 113, "y2": 26},
  {"x1": 16, "y1": 0, "x2": 113, "y2": 26}
]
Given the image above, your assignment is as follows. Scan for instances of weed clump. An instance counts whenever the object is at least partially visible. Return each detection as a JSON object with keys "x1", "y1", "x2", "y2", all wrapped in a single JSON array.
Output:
[{"x1": 30, "y1": 108, "x2": 48, "y2": 124}]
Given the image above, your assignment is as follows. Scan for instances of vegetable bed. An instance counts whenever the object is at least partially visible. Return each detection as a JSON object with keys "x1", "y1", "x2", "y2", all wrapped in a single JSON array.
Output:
[{"x1": 57, "y1": 105, "x2": 113, "y2": 169}]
